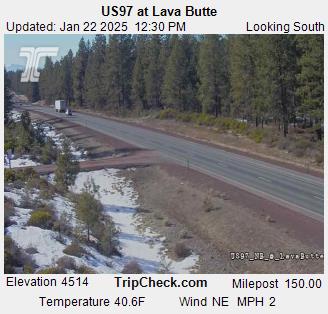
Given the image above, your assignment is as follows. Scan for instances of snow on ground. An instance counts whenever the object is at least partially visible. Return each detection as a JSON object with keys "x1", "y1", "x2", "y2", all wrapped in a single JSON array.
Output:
[
  {"x1": 5, "y1": 169, "x2": 198, "y2": 273},
  {"x1": 8, "y1": 225, "x2": 67, "y2": 266},
  {"x1": 72, "y1": 169, "x2": 199, "y2": 273},
  {"x1": 5, "y1": 111, "x2": 197, "y2": 273},
  {"x1": 5, "y1": 190, "x2": 115, "y2": 273},
  {"x1": 10, "y1": 110, "x2": 22, "y2": 122},
  {"x1": 5, "y1": 110, "x2": 86, "y2": 169},
  {"x1": 5, "y1": 156, "x2": 40, "y2": 169},
  {"x1": 4, "y1": 189, "x2": 23, "y2": 205},
  {"x1": 41, "y1": 124, "x2": 87, "y2": 160}
]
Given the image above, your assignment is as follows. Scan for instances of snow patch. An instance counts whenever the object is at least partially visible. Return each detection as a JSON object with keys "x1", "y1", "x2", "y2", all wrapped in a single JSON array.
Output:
[{"x1": 72, "y1": 169, "x2": 199, "y2": 273}]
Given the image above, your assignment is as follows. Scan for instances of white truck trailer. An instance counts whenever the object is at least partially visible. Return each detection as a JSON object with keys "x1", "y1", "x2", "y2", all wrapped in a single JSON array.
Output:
[{"x1": 55, "y1": 100, "x2": 67, "y2": 112}]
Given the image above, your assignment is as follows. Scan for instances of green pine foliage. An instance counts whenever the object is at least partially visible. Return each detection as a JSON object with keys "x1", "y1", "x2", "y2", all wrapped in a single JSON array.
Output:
[
  {"x1": 75, "y1": 191, "x2": 103, "y2": 242},
  {"x1": 7, "y1": 35, "x2": 324, "y2": 141},
  {"x1": 54, "y1": 138, "x2": 79, "y2": 191}
]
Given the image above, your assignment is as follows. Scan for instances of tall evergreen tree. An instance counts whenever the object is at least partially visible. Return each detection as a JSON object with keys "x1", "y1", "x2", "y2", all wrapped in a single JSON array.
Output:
[
  {"x1": 7, "y1": 34, "x2": 323, "y2": 141},
  {"x1": 84, "y1": 35, "x2": 107, "y2": 109},
  {"x1": 61, "y1": 50, "x2": 74, "y2": 104},
  {"x1": 104, "y1": 35, "x2": 135, "y2": 111},
  {"x1": 4, "y1": 68, "x2": 12, "y2": 124},
  {"x1": 229, "y1": 35, "x2": 256, "y2": 120},
  {"x1": 72, "y1": 38, "x2": 89, "y2": 107},
  {"x1": 145, "y1": 35, "x2": 163, "y2": 109},
  {"x1": 266, "y1": 35, "x2": 297, "y2": 136},
  {"x1": 132, "y1": 36, "x2": 147, "y2": 110},
  {"x1": 198, "y1": 35, "x2": 227, "y2": 116},
  {"x1": 39, "y1": 57, "x2": 55, "y2": 104},
  {"x1": 162, "y1": 35, "x2": 192, "y2": 111},
  {"x1": 296, "y1": 35, "x2": 324, "y2": 122}
]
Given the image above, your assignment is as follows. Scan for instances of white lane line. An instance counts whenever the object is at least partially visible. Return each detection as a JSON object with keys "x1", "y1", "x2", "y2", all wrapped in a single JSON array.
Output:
[
  {"x1": 313, "y1": 195, "x2": 324, "y2": 201},
  {"x1": 257, "y1": 176, "x2": 272, "y2": 183}
]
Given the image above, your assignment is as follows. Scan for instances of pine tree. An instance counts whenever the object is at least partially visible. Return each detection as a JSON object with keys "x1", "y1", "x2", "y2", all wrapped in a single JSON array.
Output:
[
  {"x1": 265, "y1": 35, "x2": 297, "y2": 136},
  {"x1": 198, "y1": 35, "x2": 227, "y2": 116},
  {"x1": 229, "y1": 35, "x2": 256, "y2": 120},
  {"x1": 4, "y1": 69, "x2": 12, "y2": 124},
  {"x1": 104, "y1": 35, "x2": 135, "y2": 112},
  {"x1": 252, "y1": 36, "x2": 274, "y2": 127},
  {"x1": 39, "y1": 57, "x2": 55, "y2": 104},
  {"x1": 76, "y1": 191, "x2": 102, "y2": 242},
  {"x1": 162, "y1": 35, "x2": 190, "y2": 111},
  {"x1": 84, "y1": 35, "x2": 107, "y2": 109},
  {"x1": 296, "y1": 35, "x2": 324, "y2": 123},
  {"x1": 103, "y1": 35, "x2": 121, "y2": 111},
  {"x1": 132, "y1": 36, "x2": 147, "y2": 110},
  {"x1": 61, "y1": 49, "x2": 74, "y2": 104},
  {"x1": 54, "y1": 139, "x2": 79, "y2": 191},
  {"x1": 72, "y1": 38, "x2": 89, "y2": 107},
  {"x1": 145, "y1": 35, "x2": 163, "y2": 109}
]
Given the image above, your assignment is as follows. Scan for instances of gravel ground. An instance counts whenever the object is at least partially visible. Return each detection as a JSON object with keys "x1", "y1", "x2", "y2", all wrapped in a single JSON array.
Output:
[{"x1": 126, "y1": 165, "x2": 323, "y2": 274}]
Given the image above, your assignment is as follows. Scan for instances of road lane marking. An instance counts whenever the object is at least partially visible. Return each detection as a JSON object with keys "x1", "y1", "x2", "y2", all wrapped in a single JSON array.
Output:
[{"x1": 313, "y1": 195, "x2": 324, "y2": 201}]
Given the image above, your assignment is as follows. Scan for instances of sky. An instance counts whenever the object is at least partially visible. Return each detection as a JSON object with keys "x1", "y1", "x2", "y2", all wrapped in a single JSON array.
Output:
[{"x1": 4, "y1": 34, "x2": 96, "y2": 70}]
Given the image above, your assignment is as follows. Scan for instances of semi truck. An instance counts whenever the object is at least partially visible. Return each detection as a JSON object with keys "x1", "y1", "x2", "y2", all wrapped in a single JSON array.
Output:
[{"x1": 55, "y1": 100, "x2": 67, "y2": 112}]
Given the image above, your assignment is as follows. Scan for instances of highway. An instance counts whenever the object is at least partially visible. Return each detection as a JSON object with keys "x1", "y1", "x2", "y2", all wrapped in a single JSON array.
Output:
[{"x1": 26, "y1": 105, "x2": 324, "y2": 219}]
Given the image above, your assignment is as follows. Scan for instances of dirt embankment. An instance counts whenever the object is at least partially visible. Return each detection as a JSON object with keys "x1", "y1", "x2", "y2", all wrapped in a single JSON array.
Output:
[
  {"x1": 28, "y1": 109, "x2": 323, "y2": 274},
  {"x1": 127, "y1": 165, "x2": 323, "y2": 274}
]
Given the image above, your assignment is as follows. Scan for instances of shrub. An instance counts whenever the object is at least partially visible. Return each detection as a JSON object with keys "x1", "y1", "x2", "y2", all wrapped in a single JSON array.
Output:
[
  {"x1": 203, "y1": 196, "x2": 219, "y2": 213},
  {"x1": 37, "y1": 266, "x2": 66, "y2": 274},
  {"x1": 174, "y1": 242, "x2": 191, "y2": 259},
  {"x1": 196, "y1": 113, "x2": 216, "y2": 126},
  {"x1": 23, "y1": 264, "x2": 35, "y2": 274},
  {"x1": 4, "y1": 236, "x2": 17, "y2": 273},
  {"x1": 262, "y1": 132, "x2": 279, "y2": 147},
  {"x1": 177, "y1": 112, "x2": 193, "y2": 123},
  {"x1": 277, "y1": 137, "x2": 292, "y2": 150},
  {"x1": 122, "y1": 261, "x2": 143, "y2": 274},
  {"x1": 28, "y1": 210, "x2": 53, "y2": 229},
  {"x1": 53, "y1": 212, "x2": 72, "y2": 237},
  {"x1": 248, "y1": 128, "x2": 266, "y2": 143},
  {"x1": 26, "y1": 176, "x2": 55, "y2": 198},
  {"x1": 63, "y1": 242, "x2": 85, "y2": 258},
  {"x1": 290, "y1": 139, "x2": 313, "y2": 157},
  {"x1": 4, "y1": 236, "x2": 35, "y2": 273},
  {"x1": 4, "y1": 197, "x2": 15, "y2": 227},
  {"x1": 4, "y1": 169, "x2": 16, "y2": 183},
  {"x1": 20, "y1": 191, "x2": 38, "y2": 209},
  {"x1": 40, "y1": 139, "x2": 57, "y2": 164},
  {"x1": 77, "y1": 265, "x2": 97, "y2": 274},
  {"x1": 16, "y1": 167, "x2": 38, "y2": 182},
  {"x1": 56, "y1": 256, "x2": 76, "y2": 270},
  {"x1": 158, "y1": 108, "x2": 178, "y2": 120},
  {"x1": 157, "y1": 110, "x2": 249, "y2": 135},
  {"x1": 39, "y1": 181, "x2": 56, "y2": 200},
  {"x1": 315, "y1": 146, "x2": 324, "y2": 164}
]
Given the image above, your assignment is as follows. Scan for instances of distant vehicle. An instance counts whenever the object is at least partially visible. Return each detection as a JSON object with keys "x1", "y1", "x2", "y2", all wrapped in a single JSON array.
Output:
[
  {"x1": 65, "y1": 108, "x2": 72, "y2": 116},
  {"x1": 55, "y1": 100, "x2": 67, "y2": 112}
]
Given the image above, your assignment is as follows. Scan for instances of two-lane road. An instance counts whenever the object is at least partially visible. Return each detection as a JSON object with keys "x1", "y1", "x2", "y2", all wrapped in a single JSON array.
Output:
[{"x1": 26, "y1": 105, "x2": 324, "y2": 219}]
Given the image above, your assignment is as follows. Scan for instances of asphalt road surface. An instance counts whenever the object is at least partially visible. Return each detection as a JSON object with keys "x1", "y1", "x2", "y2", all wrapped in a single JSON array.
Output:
[{"x1": 24, "y1": 105, "x2": 324, "y2": 219}]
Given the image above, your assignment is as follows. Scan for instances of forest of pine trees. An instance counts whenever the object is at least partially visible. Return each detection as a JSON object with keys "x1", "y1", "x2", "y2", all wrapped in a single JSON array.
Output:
[{"x1": 7, "y1": 34, "x2": 324, "y2": 137}]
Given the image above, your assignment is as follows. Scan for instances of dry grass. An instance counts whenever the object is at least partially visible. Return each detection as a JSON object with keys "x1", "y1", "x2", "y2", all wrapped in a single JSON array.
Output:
[{"x1": 127, "y1": 166, "x2": 323, "y2": 274}]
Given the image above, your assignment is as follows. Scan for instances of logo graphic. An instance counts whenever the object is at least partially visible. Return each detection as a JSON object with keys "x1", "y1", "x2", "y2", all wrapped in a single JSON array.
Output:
[{"x1": 20, "y1": 47, "x2": 59, "y2": 82}]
